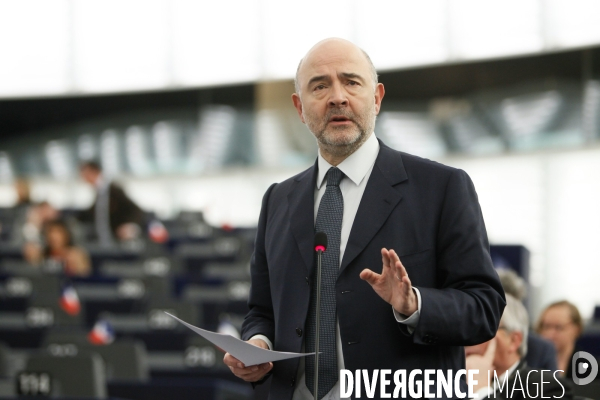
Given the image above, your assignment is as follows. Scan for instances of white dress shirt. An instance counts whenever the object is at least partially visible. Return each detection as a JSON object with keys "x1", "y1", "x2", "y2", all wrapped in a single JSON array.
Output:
[
  {"x1": 94, "y1": 175, "x2": 113, "y2": 246},
  {"x1": 253, "y1": 133, "x2": 422, "y2": 399}
]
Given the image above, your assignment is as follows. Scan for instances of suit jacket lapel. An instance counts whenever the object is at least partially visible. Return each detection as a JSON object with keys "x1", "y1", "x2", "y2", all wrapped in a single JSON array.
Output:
[
  {"x1": 340, "y1": 144, "x2": 408, "y2": 275},
  {"x1": 288, "y1": 162, "x2": 318, "y2": 276}
]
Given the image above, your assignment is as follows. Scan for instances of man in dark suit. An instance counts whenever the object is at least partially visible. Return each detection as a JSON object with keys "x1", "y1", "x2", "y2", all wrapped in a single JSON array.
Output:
[
  {"x1": 466, "y1": 295, "x2": 572, "y2": 399},
  {"x1": 224, "y1": 38, "x2": 505, "y2": 399},
  {"x1": 79, "y1": 161, "x2": 144, "y2": 245}
]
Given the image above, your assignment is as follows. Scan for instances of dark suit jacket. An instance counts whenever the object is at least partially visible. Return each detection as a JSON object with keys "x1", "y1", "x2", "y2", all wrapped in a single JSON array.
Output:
[
  {"x1": 79, "y1": 183, "x2": 144, "y2": 238},
  {"x1": 242, "y1": 142, "x2": 506, "y2": 399},
  {"x1": 487, "y1": 360, "x2": 572, "y2": 400},
  {"x1": 526, "y1": 333, "x2": 558, "y2": 371}
]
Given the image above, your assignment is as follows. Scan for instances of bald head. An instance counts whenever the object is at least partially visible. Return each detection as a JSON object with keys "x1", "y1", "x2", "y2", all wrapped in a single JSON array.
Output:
[
  {"x1": 294, "y1": 38, "x2": 378, "y2": 94},
  {"x1": 290, "y1": 38, "x2": 385, "y2": 165}
]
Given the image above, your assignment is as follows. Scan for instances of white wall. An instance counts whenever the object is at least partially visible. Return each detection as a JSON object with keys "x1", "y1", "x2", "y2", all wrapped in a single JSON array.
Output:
[{"x1": 2, "y1": 0, "x2": 600, "y2": 97}]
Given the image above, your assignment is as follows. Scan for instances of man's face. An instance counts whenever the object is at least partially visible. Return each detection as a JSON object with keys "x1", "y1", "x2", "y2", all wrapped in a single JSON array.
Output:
[
  {"x1": 46, "y1": 225, "x2": 68, "y2": 250},
  {"x1": 493, "y1": 326, "x2": 522, "y2": 373},
  {"x1": 292, "y1": 40, "x2": 384, "y2": 157},
  {"x1": 80, "y1": 167, "x2": 99, "y2": 186}
]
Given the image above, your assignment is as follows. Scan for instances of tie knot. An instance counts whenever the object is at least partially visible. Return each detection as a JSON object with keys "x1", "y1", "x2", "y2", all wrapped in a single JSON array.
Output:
[{"x1": 326, "y1": 167, "x2": 343, "y2": 187}]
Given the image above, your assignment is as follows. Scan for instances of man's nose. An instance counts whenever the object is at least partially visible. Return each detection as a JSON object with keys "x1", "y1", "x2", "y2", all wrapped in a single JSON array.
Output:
[{"x1": 328, "y1": 82, "x2": 348, "y2": 107}]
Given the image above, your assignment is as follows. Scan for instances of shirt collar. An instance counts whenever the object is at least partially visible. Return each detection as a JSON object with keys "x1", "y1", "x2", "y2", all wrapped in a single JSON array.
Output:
[
  {"x1": 316, "y1": 133, "x2": 380, "y2": 189},
  {"x1": 96, "y1": 175, "x2": 110, "y2": 191}
]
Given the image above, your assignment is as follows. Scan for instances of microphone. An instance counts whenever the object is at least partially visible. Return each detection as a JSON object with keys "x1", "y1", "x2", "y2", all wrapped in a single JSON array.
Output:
[
  {"x1": 312, "y1": 231, "x2": 327, "y2": 398},
  {"x1": 314, "y1": 231, "x2": 327, "y2": 253}
]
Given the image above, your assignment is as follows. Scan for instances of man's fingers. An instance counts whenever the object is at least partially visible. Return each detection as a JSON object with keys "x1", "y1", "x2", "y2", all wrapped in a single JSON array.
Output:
[
  {"x1": 395, "y1": 259, "x2": 409, "y2": 282},
  {"x1": 389, "y1": 249, "x2": 401, "y2": 264},
  {"x1": 232, "y1": 364, "x2": 261, "y2": 375},
  {"x1": 483, "y1": 338, "x2": 497, "y2": 364},
  {"x1": 229, "y1": 362, "x2": 273, "y2": 382},
  {"x1": 223, "y1": 353, "x2": 243, "y2": 368},
  {"x1": 390, "y1": 250, "x2": 406, "y2": 279},
  {"x1": 360, "y1": 268, "x2": 380, "y2": 285},
  {"x1": 401, "y1": 276, "x2": 412, "y2": 295},
  {"x1": 225, "y1": 342, "x2": 274, "y2": 382},
  {"x1": 381, "y1": 248, "x2": 391, "y2": 270}
]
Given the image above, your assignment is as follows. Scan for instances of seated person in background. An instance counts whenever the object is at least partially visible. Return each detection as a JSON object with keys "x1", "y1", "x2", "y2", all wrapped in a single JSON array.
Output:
[
  {"x1": 23, "y1": 201, "x2": 60, "y2": 242},
  {"x1": 8, "y1": 179, "x2": 59, "y2": 245},
  {"x1": 9, "y1": 178, "x2": 34, "y2": 244},
  {"x1": 537, "y1": 300, "x2": 583, "y2": 379},
  {"x1": 466, "y1": 295, "x2": 572, "y2": 400},
  {"x1": 78, "y1": 161, "x2": 144, "y2": 245},
  {"x1": 496, "y1": 268, "x2": 558, "y2": 371},
  {"x1": 23, "y1": 220, "x2": 91, "y2": 277}
]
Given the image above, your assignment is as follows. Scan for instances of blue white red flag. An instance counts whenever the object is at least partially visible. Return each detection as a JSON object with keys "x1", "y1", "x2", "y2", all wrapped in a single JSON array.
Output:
[
  {"x1": 59, "y1": 284, "x2": 81, "y2": 316},
  {"x1": 87, "y1": 319, "x2": 115, "y2": 345}
]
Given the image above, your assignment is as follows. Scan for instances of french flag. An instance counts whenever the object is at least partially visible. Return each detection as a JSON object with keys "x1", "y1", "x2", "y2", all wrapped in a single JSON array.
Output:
[
  {"x1": 148, "y1": 220, "x2": 169, "y2": 243},
  {"x1": 59, "y1": 285, "x2": 81, "y2": 316},
  {"x1": 87, "y1": 319, "x2": 115, "y2": 345}
]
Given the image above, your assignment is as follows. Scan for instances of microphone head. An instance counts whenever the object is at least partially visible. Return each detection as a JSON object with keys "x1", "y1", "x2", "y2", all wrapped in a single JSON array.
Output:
[{"x1": 314, "y1": 232, "x2": 327, "y2": 252}]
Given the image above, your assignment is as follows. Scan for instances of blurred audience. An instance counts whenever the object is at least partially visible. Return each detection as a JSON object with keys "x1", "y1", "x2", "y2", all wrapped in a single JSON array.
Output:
[
  {"x1": 9, "y1": 178, "x2": 34, "y2": 244},
  {"x1": 536, "y1": 300, "x2": 583, "y2": 379},
  {"x1": 10, "y1": 191, "x2": 60, "y2": 245},
  {"x1": 78, "y1": 161, "x2": 144, "y2": 245},
  {"x1": 496, "y1": 268, "x2": 558, "y2": 371},
  {"x1": 23, "y1": 219, "x2": 91, "y2": 277},
  {"x1": 466, "y1": 295, "x2": 572, "y2": 399},
  {"x1": 24, "y1": 201, "x2": 60, "y2": 241}
]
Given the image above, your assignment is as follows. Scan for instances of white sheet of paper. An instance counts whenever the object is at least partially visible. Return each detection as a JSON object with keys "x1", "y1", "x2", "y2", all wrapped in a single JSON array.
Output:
[{"x1": 164, "y1": 312, "x2": 314, "y2": 366}]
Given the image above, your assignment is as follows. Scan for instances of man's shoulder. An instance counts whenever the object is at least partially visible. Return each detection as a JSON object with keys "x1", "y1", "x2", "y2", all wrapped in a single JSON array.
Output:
[
  {"x1": 267, "y1": 164, "x2": 314, "y2": 194},
  {"x1": 379, "y1": 144, "x2": 462, "y2": 180}
]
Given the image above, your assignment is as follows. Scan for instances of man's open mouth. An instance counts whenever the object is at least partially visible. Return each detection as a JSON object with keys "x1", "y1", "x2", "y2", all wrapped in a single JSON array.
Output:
[{"x1": 329, "y1": 116, "x2": 352, "y2": 123}]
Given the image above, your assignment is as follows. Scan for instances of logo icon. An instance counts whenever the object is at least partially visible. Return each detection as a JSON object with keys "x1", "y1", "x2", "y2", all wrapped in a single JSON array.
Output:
[{"x1": 572, "y1": 351, "x2": 598, "y2": 385}]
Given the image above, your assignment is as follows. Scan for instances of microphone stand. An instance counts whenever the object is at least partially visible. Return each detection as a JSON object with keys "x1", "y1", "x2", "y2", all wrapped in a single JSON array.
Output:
[{"x1": 314, "y1": 247, "x2": 323, "y2": 399}]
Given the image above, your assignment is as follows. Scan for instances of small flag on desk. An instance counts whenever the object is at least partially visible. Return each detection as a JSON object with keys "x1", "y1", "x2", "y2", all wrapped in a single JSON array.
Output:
[
  {"x1": 88, "y1": 319, "x2": 115, "y2": 345},
  {"x1": 148, "y1": 220, "x2": 169, "y2": 243},
  {"x1": 59, "y1": 284, "x2": 81, "y2": 316}
]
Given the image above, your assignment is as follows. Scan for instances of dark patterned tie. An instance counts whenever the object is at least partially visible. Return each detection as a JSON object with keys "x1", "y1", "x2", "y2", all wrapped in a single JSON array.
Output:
[{"x1": 306, "y1": 167, "x2": 343, "y2": 399}]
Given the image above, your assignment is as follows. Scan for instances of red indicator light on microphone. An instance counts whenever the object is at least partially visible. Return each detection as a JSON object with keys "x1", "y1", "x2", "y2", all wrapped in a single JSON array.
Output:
[{"x1": 314, "y1": 232, "x2": 328, "y2": 253}]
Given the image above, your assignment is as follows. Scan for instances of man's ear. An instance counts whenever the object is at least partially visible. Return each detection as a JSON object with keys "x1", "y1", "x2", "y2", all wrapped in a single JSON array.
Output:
[
  {"x1": 374, "y1": 83, "x2": 385, "y2": 115},
  {"x1": 511, "y1": 331, "x2": 523, "y2": 354},
  {"x1": 292, "y1": 93, "x2": 305, "y2": 123}
]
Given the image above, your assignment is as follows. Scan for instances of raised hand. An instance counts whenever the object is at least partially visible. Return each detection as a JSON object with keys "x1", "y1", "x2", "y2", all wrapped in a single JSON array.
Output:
[{"x1": 359, "y1": 248, "x2": 418, "y2": 316}]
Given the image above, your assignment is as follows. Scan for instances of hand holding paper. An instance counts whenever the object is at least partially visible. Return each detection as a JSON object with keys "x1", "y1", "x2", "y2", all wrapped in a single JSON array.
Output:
[
  {"x1": 164, "y1": 312, "x2": 314, "y2": 366},
  {"x1": 224, "y1": 338, "x2": 273, "y2": 383}
]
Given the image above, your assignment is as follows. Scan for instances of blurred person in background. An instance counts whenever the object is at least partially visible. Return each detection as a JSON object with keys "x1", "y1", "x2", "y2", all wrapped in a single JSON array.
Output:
[
  {"x1": 466, "y1": 295, "x2": 572, "y2": 400},
  {"x1": 14, "y1": 178, "x2": 32, "y2": 207},
  {"x1": 13, "y1": 200, "x2": 60, "y2": 245},
  {"x1": 537, "y1": 300, "x2": 584, "y2": 379},
  {"x1": 9, "y1": 178, "x2": 34, "y2": 244},
  {"x1": 78, "y1": 161, "x2": 144, "y2": 245},
  {"x1": 495, "y1": 268, "x2": 558, "y2": 371},
  {"x1": 23, "y1": 219, "x2": 91, "y2": 277}
]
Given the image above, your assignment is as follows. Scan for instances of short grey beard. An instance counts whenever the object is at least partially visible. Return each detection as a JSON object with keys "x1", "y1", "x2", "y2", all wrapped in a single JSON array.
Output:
[
  {"x1": 305, "y1": 108, "x2": 376, "y2": 160},
  {"x1": 315, "y1": 125, "x2": 372, "y2": 159}
]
